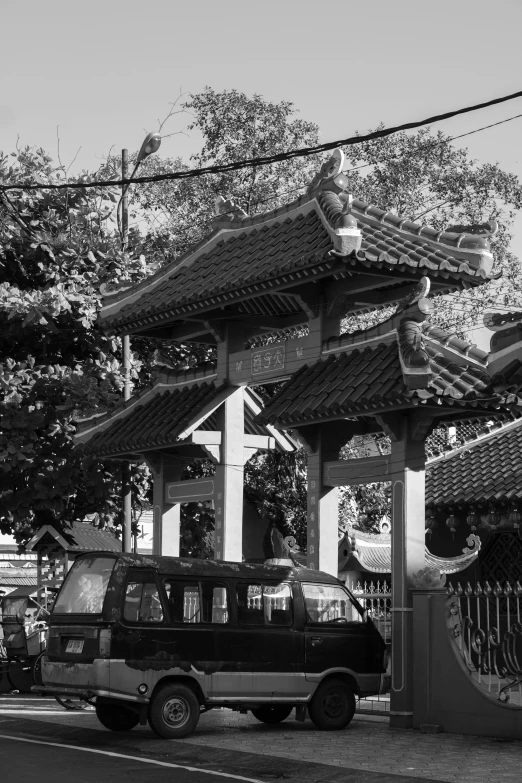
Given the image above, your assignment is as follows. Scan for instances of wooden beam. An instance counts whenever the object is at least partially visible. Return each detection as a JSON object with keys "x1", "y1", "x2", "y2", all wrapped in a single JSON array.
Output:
[
  {"x1": 229, "y1": 334, "x2": 319, "y2": 386},
  {"x1": 243, "y1": 435, "x2": 276, "y2": 450},
  {"x1": 189, "y1": 430, "x2": 222, "y2": 446},
  {"x1": 323, "y1": 456, "x2": 392, "y2": 486}
]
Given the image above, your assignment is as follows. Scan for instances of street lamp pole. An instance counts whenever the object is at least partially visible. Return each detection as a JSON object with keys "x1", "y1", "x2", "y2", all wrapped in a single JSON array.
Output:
[{"x1": 120, "y1": 134, "x2": 161, "y2": 553}]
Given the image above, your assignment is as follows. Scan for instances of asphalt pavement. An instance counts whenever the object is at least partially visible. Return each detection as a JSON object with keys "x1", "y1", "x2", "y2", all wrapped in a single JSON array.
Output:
[{"x1": 1, "y1": 694, "x2": 521, "y2": 783}]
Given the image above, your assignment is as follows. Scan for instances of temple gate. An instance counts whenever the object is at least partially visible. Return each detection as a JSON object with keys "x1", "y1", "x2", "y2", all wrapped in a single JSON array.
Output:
[{"x1": 76, "y1": 149, "x2": 512, "y2": 728}]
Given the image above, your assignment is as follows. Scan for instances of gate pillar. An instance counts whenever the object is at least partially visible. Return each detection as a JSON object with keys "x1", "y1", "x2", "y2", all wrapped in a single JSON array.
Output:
[
  {"x1": 389, "y1": 417, "x2": 426, "y2": 728},
  {"x1": 151, "y1": 458, "x2": 182, "y2": 557},
  {"x1": 214, "y1": 386, "x2": 244, "y2": 562},
  {"x1": 306, "y1": 428, "x2": 342, "y2": 576}
]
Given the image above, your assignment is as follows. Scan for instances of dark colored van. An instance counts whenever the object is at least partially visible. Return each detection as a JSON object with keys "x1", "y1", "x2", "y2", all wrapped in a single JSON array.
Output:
[{"x1": 36, "y1": 552, "x2": 388, "y2": 738}]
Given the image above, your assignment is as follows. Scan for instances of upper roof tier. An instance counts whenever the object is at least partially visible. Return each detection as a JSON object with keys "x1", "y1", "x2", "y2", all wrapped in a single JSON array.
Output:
[{"x1": 98, "y1": 150, "x2": 498, "y2": 338}]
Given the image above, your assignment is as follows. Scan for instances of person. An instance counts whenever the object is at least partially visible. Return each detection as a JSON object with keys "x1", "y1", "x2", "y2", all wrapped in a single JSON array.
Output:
[{"x1": 72, "y1": 574, "x2": 95, "y2": 613}]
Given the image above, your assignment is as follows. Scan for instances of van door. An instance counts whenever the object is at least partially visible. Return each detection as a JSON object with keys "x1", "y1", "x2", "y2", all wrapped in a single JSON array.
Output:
[
  {"x1": 110, "y1": 569, "x2": 176, "y2": 698},
  {"x1": 212, "y1": 580, "x2": 306, "y2": 701},
  {"x1": 301, "y1": 583, "x2": 373, "y2": 676}
]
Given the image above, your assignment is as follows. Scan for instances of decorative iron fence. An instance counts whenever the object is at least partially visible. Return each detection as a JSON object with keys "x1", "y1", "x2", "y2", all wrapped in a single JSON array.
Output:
[
  {"x1": 348, "y1": 580, "x2": 392, "y2": 644},
  {"x1": 346, "y1": 580, "x2": 391, "y2": 715},
  {"x1": 447, "y1": 581, "x2": 522, "y2": 707}
]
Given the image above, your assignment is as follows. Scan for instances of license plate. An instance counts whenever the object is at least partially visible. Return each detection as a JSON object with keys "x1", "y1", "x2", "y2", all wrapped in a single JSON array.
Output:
[{"x1": 66, "y1": 639, "x2": 84, "y2": 654}]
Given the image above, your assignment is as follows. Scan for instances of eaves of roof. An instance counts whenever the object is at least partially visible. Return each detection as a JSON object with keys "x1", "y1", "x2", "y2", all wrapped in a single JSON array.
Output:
[
  {"x1": 98, "y1": 190, "x2": 496, "y2": 335},
  {"x1": 426, "y1": 416, "x2": 522, "y2": 507},
  {"x1": 257, "y1": 323, "x2": 504, "y2": 429}
]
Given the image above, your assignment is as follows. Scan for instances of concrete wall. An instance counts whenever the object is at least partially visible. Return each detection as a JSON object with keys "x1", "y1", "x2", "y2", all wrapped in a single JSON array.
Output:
[{"x1": 413, "y1": 590, "x2": 522, "y2": 739}]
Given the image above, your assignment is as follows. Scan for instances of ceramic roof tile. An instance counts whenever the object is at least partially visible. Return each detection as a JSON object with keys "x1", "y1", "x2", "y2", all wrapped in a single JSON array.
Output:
[
  {"x1": 99, "y1": 190, "x2": 496, "y2": 334},
  {"x1": 258, "y1": 332, "x2": 503, "y2": 428},
  {"x1": 78, "y1": 382, "x2": 221, "y2": 458},
  {"x1": 426, "y1": 418, "x2": 522, "y2": 507},
  {"x1": 59, "y1": 522, "x2": 122, "y2": 552},
  {"x1": 340, "y1": 531, "x2": 478, "y2": 575}
]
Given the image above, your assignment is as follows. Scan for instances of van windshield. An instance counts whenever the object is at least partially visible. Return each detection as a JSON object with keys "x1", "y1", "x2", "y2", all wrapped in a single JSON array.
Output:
[{"x1": 53, "y1": 556, "x2": 116, "y2": 614}]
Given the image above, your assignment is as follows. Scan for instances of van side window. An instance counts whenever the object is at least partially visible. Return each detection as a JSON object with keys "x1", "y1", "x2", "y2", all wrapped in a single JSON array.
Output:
[
  {"x1": 302, "y1": 583, "x2": 363, "y2": 624},
  {"x1": 124, "y1": 580, "x2": 164, "y2": 623},
  {"x1": 164, "y1": 581, "x2": 229, "y2": 624},
  {"x1": 237, "y1": 583, "x2": 292, "y2": 626}
]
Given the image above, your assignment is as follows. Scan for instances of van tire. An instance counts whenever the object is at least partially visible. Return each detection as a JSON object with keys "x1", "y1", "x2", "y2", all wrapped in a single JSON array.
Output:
[
  {"x1": 308, "y1": 679, "x2": 355, "y2": 731},
  {"x1": 148, "y1": 683, "x2": 200, "y2": 739},
  {"x1": 95, "y1": 703, "x2": 139, "y2": 731},
  {"x1": 251, "y1": 705, "x2": 293, "y2": 724}
]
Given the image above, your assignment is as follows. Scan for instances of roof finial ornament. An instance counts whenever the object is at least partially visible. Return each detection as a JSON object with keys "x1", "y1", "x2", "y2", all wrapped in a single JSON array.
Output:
[
  {"x1": 332, "y1": 192, "x2": 363, "y2": 255},
  {"x1": 213, "y1": 195, "x2": 248, "y2": 223},
  {"x1": 307, "y1": 148, "x2": 349, "y2": 195}
]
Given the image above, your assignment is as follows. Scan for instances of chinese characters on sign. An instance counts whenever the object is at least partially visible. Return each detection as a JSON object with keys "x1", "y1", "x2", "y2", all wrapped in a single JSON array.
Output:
[
  {"x1": 251, "y1": 345, "x2": 285, "y2": 376},
  {"x1": 215, "y1": 491, "x2": 223, "y2": 559},
  {"x1": 308, "y1": 479, "x2": 318, "y2": 570}
]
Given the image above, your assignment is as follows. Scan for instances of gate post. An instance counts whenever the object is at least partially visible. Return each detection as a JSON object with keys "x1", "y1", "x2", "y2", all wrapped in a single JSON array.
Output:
[
  {"x1": 389, "y1": 417, "x2": 426, "y2": 728},
  {"x1": 306, "y1": 429, "x2": 340, "y2": 576},
  {"x1": 214, "y1": 386, "x2": 244, "y2": 562},
  {"x1": 151, "y1": 457, "x2": 182, "y2": 557}
]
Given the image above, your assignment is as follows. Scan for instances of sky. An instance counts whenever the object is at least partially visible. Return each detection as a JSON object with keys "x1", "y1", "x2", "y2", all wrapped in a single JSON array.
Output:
[{"x1": 2, "y1": 0, "x2": 522, "y2": 348}]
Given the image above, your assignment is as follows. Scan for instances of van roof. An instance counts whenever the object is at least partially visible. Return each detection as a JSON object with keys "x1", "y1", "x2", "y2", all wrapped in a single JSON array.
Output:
[{"x1": 78, "y1": 551, "x2": 342, "y2": 585}]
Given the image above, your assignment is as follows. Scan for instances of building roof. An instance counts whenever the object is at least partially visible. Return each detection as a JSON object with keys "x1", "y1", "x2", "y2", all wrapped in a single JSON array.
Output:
[
  {"x1": 257, "y1": 304, "x2": 504, "y2": 428},
  {"x1": 0, "y1": 575, "x2": 38, "y2": 587},
  {"x1": 25, "y1": 522, "x2": 122, "y2": 554},
  {"x1": 98, "y1": 159, "x2": 496, "y2": 338},
  {"x1": 1, "y1": 585, "x2": 40, "y2": 598},
  {"x1": 338, "y1": 529, "x2": 480, "y2": 575},
  {"x1": 74, "y1": 377, "x2": 295, "y2": 460},
  {"x1": 426, "y1": 416, "x2": 522, "y2": 507}
]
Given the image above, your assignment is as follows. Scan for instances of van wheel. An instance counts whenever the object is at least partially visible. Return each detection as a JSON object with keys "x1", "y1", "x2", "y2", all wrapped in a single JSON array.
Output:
[
  {"x1": 148, "y1": 683, "x2": 200, "y2": 739},
  {"x1": 251, "y1": 705, "x2": 293, "y2": 724},
  {"x1": 95, "y1": 703, "x2": 139, "y2": 731},
  {"x1": 308, "y1": 679, "x2": 355, "y2": 731}
]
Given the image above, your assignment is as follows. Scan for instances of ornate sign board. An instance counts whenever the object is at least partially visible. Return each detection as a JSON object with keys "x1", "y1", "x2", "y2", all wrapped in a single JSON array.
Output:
[
  {"x1": 165, "y1": 478, "x2": 215, "y2": 504},
  {"x1": 252, "y1": 344, "x2": 285, "y2": 376},
  {"x1": 323, "y1": 457, "x2": 392, "y2": 487},
  {"x1": 229, "y1": 336, "x2": 317, "y2": 386}
]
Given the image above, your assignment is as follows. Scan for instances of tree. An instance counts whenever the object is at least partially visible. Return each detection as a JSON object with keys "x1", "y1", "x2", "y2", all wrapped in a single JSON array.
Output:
[
  {"x1": 0, "y1": 146, "x2": 158, "y2": 541},
  {"x1": 131, "y1": 87, "x2": 321, "y2": 257}
]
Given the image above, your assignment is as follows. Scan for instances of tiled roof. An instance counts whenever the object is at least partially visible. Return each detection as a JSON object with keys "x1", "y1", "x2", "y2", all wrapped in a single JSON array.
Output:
[
  {"x1": 337, "y1": 530, "x2": 479, "y2": 575},
  {"x1": 99, "y1": 188, "x2": 496, "y2": 335},
  {"x1": 0, "y1": 576, "x2": 37, "y2": 586},
  {"x1": 75, "y1": 377, "x2": 294, "y2": 460},
  {"x1": 59, "y1": 522, "x2": 122, "y2": 552},
  {"x1": 76, "y1": 381, "x2": 222, "y2": 458},
  {"x1": 258, "y1": 332, "x2": 500, "y2": 428},
  {"x1": 426, "y1": 417, "x2": 522, "y2": 507}
]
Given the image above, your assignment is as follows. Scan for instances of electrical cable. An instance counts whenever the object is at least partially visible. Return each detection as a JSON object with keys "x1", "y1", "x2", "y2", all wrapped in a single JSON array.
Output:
[
  {"x1": 3, "y1": 88, "x2": 522, "y2": 193},
  {"x1": 249, "y1": 111, "x2": 522, "y2": 209}
]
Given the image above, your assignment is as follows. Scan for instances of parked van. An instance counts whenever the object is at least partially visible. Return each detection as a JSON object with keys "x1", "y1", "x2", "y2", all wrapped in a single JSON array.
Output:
[{"x1": 36, "y1": 552, "x2": 388, "y2": 738}]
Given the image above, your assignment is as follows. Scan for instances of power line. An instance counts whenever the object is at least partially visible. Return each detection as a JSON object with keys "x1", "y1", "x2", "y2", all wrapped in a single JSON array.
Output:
[{"x1": 3, "y1": 88, "x2": 522, "y2": 193}]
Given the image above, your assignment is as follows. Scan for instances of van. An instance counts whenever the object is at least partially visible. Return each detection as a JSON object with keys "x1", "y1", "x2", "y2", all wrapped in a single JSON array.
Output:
[{"x1": 36, "y1": 552, "x2": 388, "y2": 738}]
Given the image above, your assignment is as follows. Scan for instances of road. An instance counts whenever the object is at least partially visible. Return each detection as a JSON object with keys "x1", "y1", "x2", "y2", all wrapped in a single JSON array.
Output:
[{"x1": 1, "y1": 694, "x2": 521, "y2": 783}]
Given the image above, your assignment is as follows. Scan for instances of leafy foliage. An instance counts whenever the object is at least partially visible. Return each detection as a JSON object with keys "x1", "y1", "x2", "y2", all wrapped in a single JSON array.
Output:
[{"x1": 0, "y1": 147, "x2": 158, "y2": 541}]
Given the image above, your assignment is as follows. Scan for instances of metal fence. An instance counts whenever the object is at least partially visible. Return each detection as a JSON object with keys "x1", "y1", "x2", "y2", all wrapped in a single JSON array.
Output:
[
  {"x1": 447, "y1": 581, "x2": 522, "y2": 707},
  {"x1": 348, "y1": 580, "x2": 392, "y2": 644},
  {"x1": 347, "y1": 580, "x2": 391, "y2": 715}
]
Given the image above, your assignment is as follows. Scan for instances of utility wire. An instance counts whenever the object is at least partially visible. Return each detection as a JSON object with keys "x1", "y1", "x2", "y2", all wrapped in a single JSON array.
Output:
[{"x1": 3, "y1": 88, "x2": 522, "y2": 193}]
